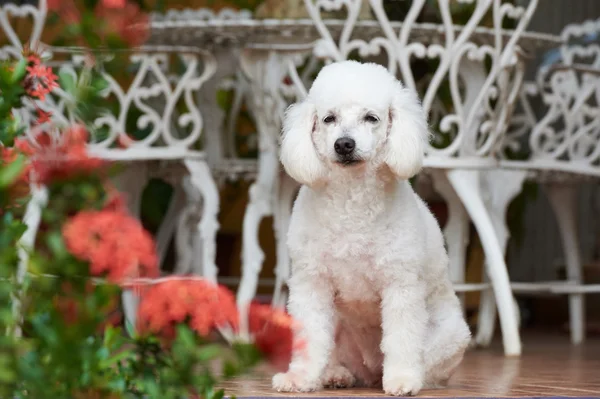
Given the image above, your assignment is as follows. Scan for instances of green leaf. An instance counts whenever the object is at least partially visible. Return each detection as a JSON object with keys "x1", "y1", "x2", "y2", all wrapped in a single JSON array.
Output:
[
  {"x1": 100, "y1": 349, "x2": 135, "y2": 369},
  {"x1": 103, "y1": 325, "x2": 120, "y2": 348},
  {"x1": 58, "y1": 71, "x2": 77, "y2": 94},
  {"x1": 91, "y1": 75, "x2": 109, "y2": 93},
  {"x1": 222, "y1": 360, "x2": 238, "y2": 378},
  {"x1": 0, "y1": 154, "x2": 26, "y2": 188},
  {"x1": 46, "y1": 232, "x2": 67, "y2": 258},
  {"x1": 197, "y1": 344, "x2": 222, "y2": 362},
  {"x1": 125, "y1": 318, "x2": 137, "y2": 338},
  {"x1": 231, "y1": 342, "x2": 262, "y2": 369},
  {"x1": 107, "y1": 377, "x2": 127, "y2": 392},
  {"x1": 10, "y1": 58, "x2": 27, "y2": 84},
  {"x1": 211, "y1": 388, "x2": 226, "y2": 399},
  {"x1": 0, "y1": 353, "x2": 16, "y2": 383},
  {"x1": 175, "y1": 324, "x2": 196, "y2": 349}
]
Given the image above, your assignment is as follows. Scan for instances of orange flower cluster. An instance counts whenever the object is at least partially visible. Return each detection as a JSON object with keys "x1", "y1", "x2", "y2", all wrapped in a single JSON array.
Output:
[
  {"x1": 16, "y1": 125, "x2": 105, "y2": 185},
  {"x1": 23, "y1": 55, "x2": 58, "y2": 101},
  {"x1": 137, "y1": 279, "x2": 239, "y2": 339},
  {"x1": 136, "y1": 278, "x2": 302, "y2": 369},
  {"x1": 62, "y1": 209, "x2": 159, "y2": 284},
  {"x1": 47, "y1": 0, "x2": 149, "y2": 48},
  {"x1": 248, "y1": 303, "x2": 300, "y2": 371}
]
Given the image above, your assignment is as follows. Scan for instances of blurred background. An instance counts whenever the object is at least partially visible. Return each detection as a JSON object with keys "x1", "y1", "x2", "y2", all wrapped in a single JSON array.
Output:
[{"x1": 3, "y1": 0, "x2": 600, "y2": 339}]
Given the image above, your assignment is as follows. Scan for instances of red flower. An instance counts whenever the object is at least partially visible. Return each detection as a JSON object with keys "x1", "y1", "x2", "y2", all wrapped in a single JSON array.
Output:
[
  {"x1": 46, "y1": 0, "x2": 62, "y2": 11},
  {"x1": 248, "y1": 303, "x2": 303, "y2": 371},
  {"x1": 16, "y1": 125, "x2": 105, "y2": 185},
  {"x1": 136, "y1": 279, "x2": 239, "y2": 339},
  {"x1": 34, "y1": 108, "x2": 53, "y2": 125},
  {"x1": 102, "y1": 0, "x2": 126, "y2": 8},
  {"x1": 27, "y1": 54, "x2": 41, "y2": 66},
  {"x1": 103, "y1": 187, "x2": 128, "y2": 212},
  {"x1": 95, "y1": 2, "x2": 149, "y2": 47},
  {"x1": 62, "y1": 209, "x2": 159, "y2": 283},
  {"x1": 23, "y1": 61, "x2": 58, "y2": 101},
  {"x1": 46, "y1": 0, "x2": 80, "y2": 24}
]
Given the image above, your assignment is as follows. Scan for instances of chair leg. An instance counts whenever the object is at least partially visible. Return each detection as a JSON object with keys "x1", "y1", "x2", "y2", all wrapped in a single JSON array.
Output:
[
  {"x1": 430, "y1": 171, "x2": 470, "y2": 312},
  {"x1": 112, "y1": 163, "x2": 148, "y2": 218},
  {"x1": 447, "y1": 169, "x2": 521, "y2": 356},
  {"x1": 155, "y1": 185, "x2": 186, "y2": 266},
  {"x1": 121, "y1": 289, "x2": 140, "y2": 334},
  {"x1": 237, "y1": 149, "x2": 278, "y2": 335},
  {"x1": 473, "y1": 169, "x2": 527, "y2": 347},
  {"x1": 173, "y1": 176, "x2": 203, "y2": 275},
  {"x1": 545, "y1": 183, "x2": 585, "y2": 345},
  {"x1": 13, "y1": 184, "x2": 48, "y2": 337},
  {"x1": 272, "y1": 173, "x2": 299, "y2": 309},
  {"x1": 183, "y1": 159, "x2": 220, "y2": 282},
  {"x1": 112, "y1": 164, "x2": 148, "y2": 335}
]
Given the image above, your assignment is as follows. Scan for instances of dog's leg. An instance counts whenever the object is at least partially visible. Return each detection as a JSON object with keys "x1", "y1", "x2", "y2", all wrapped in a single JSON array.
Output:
[
  {"x1": 423, "y1": 283, "x2": 471, "y2": 388},
  {"x1": 381, "y1": 274, "x2": 427, "y2": 396},
  {"x1": 321, "y1": 322, "x2": 356, "y2": 389},
  {"x1": 321, "y1": 359, "x2": 355, "y2": 389},
  {"x1": 272, "y1": 273, "x2": 335, "y2": 392}
]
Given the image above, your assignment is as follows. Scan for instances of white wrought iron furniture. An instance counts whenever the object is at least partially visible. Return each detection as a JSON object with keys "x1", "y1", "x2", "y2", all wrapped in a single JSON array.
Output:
[
  {"x1": 487, "y1": 17, "x2": 600, "y2": 346},
  {"x1": 1, "y1": 0, "x2": 224, "y2": 330},
  {"x1": 148, "y1": 0, "x2": 565, "y2": 356}
]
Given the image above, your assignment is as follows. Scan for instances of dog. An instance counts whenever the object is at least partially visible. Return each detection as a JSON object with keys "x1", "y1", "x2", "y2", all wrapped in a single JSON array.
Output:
[{"x1": 272, "y1": 60, "x2": 471, "y2": 396}]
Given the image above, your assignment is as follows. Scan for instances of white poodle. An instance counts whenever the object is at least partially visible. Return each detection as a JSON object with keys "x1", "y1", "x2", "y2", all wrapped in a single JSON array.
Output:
[{"x1": 273, "y1": 60, "x2": 471, "y2": 396}]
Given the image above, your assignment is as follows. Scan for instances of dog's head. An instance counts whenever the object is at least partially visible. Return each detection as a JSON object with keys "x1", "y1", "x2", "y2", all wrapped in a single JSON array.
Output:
[{"x1": 280, "y1": 60, "x2": 431, "y2": 186}]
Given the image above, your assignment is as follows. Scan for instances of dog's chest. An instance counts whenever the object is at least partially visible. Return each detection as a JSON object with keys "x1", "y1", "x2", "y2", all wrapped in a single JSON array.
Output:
[
  {"x1": 322, "y1": 251, "x2": 380, "y2": 303},
  {"x1": 332, "y1": 271, "x2": 380, "y2": 303},
  {"x1": 314, "y1": 217, "x2": 383, "y2": 303}
]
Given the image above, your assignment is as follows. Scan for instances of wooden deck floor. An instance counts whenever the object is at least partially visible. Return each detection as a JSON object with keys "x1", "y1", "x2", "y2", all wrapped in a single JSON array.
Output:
[{"x1": 219, "y1": 333, "x2": 600, "y2": 398}]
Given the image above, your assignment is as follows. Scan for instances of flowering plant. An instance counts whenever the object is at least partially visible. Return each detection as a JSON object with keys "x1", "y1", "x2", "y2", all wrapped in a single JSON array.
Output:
[{"x1": 1, "y1": 0, "x2": 297, "y2": 397}]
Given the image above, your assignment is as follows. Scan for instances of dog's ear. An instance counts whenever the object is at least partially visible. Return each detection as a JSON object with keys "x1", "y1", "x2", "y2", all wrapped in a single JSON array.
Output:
[
  {"x1": 384, "y1": 84, "x2": 431, "y2": 180},
  {"x1": 280, "y1": 101, "x2": 327, "y2": 186}
]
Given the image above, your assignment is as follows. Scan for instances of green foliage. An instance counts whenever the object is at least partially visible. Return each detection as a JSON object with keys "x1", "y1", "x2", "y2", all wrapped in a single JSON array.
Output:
[
  {"x1": 0, "y1": 60, "x2": 27, "y2": 119},
  {"x1": 0, "y1": 2, "x2": 263, "y2": 397},
  {"x1": 0, "y1": 159, "x2": 26, "y2": 397}
]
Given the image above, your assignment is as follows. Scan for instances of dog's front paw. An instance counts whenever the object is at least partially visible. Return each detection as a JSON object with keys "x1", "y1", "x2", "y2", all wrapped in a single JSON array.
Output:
[
  {"x1": 272, "y1": 372, "x2": 322, "y2": 392},
  {"x1": 321, "y1": 365, "x2": 356, "y2": 388},
  {"x1": 383, "y1": 369, "x2": 423, "y2": 396}
]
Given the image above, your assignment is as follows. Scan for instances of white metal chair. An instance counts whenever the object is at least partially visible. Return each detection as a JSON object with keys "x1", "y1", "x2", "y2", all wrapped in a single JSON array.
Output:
[
  {"x1": 489, "y1": 17, "x2": 600, "y2": 345},
  {"x1": 2, "y1": 0, "x2": 223, "y2": 330}
]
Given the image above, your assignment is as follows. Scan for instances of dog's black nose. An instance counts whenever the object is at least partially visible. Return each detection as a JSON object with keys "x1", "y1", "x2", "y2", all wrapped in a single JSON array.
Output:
[{"x1": 334, "y1": 137, "x2": 356, "y2": 156}]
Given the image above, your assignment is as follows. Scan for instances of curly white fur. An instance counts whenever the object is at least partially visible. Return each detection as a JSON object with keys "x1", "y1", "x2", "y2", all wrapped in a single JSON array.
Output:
[{"x1": 274, "y1": 61, "x2": 471, "y2": 396}]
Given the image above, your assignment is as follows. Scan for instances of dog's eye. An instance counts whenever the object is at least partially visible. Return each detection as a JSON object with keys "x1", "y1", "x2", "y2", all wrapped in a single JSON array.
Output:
[
  {"x1": 364, "y1": 114, "x2": 379, "y2": 123},
  {"x1": 323, "y1": 115, "x2": 336, "y2": 124}
]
